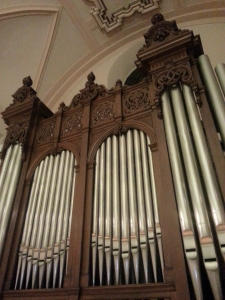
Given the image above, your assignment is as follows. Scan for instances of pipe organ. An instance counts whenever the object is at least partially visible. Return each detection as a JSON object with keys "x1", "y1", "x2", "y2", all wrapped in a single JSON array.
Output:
[
  {"x1": 91, "y1": 130, "x2": 163, "y2": 286},
  {"x1": 0, "y1": 13, "x2": 224, "y2": 300}
]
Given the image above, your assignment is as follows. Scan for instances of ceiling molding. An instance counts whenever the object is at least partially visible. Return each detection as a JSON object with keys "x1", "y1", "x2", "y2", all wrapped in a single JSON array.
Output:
[
  {"x1": 88, "y1": 0, "x2": 160, "y2": 32},
  {"x1": 0, "y1": 5, "x2": 62, "y2": 20}
]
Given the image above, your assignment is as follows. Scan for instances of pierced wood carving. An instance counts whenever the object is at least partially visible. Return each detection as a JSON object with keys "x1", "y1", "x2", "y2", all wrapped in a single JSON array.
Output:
[
  {"x1": 36, "y1": 121, "x2": 56, "y2": 144},
  {"x1": 123, "y1": 87, "x2": 150, "y2": 115},
  {"x1": 154, "y1": 64, "x2": 194, "y2": 97},
  {"x1": 92, "y1": 101, "x2": 115, "y2": 126},
  {"x1": 62, "y1": 111, "x2": 83, "y2": 135}
]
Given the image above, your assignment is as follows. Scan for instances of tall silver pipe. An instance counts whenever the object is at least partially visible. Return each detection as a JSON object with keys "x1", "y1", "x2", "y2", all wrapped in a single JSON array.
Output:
[
  {"x1": 21, "y1": 161, "x2": 44, "y2": 289},
  {"x1": 198, "y1": 55, "x2": 225, "y2": 148},
  {"x1": 215, "y1": 63, "x2": 225, "y2": 97},
  {"x1": 112, "y1": 135, "x2": 120, "y2": 285},
  {"x1": 15, "y1": 166, "x2": 40, "y2": 289},
  {"x1": 44, "y1": 155, "x2": 60, "y2": 288},
  {"x1": 92, "y1": 149, "x2": 100, "y2": 286},
  {"x1": 147, "y1": 137, "x2": 164, "y2": 278},
  {"x1": 161, "y1": 90, "x2": 203, "y2": 300},
  {"x1": 127, "y1": 130, "x2": 139, "y2": 284},
  {"x1": 133, "y1": 130, "x2": 149, "y2": 283},
  {"x1": 140, "y1": 131, "x2": 157, "y2": 282},
  {"x1": 52, "y1": 152, "x2": 70, "y2": 288},
  {"x1": 60, "y1": 153, "x2": 75, "y2": 285},
  {"x1": 183, "y1": 84, "x2": 225, "y2": 259},
  {"x1": 0, "y1": 144, "x2": 22, "y2": 259},
  {"x1": 98, "y1": 142, "x2": 106, "y2": 286},
  {"x1": 31, "y1": 156, "x2": 50, "y2": 288},
  {"x1": 170, "y1": 86, "x2": 222, "y2": 300},
  {"x1": 15, "y1": 151, "x2": 76, "y2": 289},
  {"x1": 119, "y1": 134, "x2": 130, "y2": 284},
  {"x1": 105, "y1": 137, "x2": 112, "y2": 285},
  {"x1": 0, "y1": 145, "x2": 13, "y2": 194}
]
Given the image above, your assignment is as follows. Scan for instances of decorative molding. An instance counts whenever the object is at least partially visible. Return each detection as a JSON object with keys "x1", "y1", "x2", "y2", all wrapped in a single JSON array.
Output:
[
  {"x1": 70, "y1": 73, "x2": 113, "y2": 107},
  {"x1": 62, "y1": 111, "x2": 83, "y2": 135},
  {"x1": 91, "y1": 101, "x2": 115, "y2": 126},
  {"x1": 153, "y1": 64, "x2": 194, "y2": 97},
  {"x1": 123, "y1": 87, "x2": 150, "y2": 115},
  {"x1": 10, "y1": 77, "x2": 37, "y2": 107},
  {"x1": 36, "y1": 120, "x2": 56, "y2": 144},
  {"x1": 1, "y1": 122, "x2": 28, "y2": 159},
  {"x1": 88, "y1": 0, "x2": 160, "y2": 32},
  {"x1": 138, "y1": 13, "x2": 189, "y2": 53}
]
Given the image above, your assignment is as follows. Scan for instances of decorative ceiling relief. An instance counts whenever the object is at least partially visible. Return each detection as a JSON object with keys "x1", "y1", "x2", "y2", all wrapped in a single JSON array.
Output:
[{"x1": 87, "y1": 0, "x2": 160, "y2": 32}]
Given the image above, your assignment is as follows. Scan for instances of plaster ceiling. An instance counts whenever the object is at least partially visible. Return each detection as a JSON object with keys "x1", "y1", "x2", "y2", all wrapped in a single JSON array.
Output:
[{"x1": 0, "y1": 0, "x2": 224, "y2": 139}]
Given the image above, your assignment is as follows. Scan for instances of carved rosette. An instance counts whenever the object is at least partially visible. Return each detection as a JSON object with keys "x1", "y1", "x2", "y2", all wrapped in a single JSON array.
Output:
[
  {"x1": 36, "y1": 121, "x2": 56, "y2": 144},
  {"x1": 92, "y1": 102, "x2": 115, "y2": 126},
  {"x1": 123, "y1": 87, "x2": 150, "y2": 115},
  {"x1": 154, "y1": 64, "x2": 194, "y2": 97},
  {"x1": 62, "y1": 111, "x2": 83, "y2": 135}
]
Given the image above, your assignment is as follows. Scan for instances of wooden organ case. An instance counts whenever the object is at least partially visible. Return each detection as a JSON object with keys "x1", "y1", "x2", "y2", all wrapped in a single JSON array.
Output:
[{"x1": 0, "y1": 14, "x2": 225, "y2": 300}]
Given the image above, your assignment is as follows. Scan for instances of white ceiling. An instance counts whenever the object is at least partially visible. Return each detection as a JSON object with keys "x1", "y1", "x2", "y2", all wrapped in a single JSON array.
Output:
[{"x1": 0, "y1": 0, "x2": 224, "y2": 139}]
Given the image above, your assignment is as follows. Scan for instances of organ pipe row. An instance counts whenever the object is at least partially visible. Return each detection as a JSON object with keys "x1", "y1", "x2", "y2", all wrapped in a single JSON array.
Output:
[
  {"x1": 198, "y1": 55, "x2": 225, "y2": 149},
  {"x1": 14, "y1": 150, "x2": 76, "y2": 289},
  {"x1": 162, "y1": 84, "x2": 225, "y2": 300},
  {"x1": 91, "y1": 130, "x2": 164, "y2": 286},
  {"x1": 0, "y1": 143, "x2": 22, "y2": 261}
]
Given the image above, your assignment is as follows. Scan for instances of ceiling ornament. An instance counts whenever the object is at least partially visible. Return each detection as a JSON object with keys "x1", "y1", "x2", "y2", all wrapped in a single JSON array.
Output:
[{"x1": 87, "y1": 0, "x2": 160, "y2": 32}]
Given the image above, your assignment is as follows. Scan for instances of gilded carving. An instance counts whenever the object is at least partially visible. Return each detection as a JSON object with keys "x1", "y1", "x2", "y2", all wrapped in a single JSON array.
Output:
[
  {"x1": 92, "y1": 102, "x2": 115, "y2": 126},
  {"x1": 123, "y1": 88, "x2": 150, "y2": 115}
]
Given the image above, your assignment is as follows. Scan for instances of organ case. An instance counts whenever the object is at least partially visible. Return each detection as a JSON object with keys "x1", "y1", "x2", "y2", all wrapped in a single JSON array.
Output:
[{"x1": 0, "y1": 14, "x2": 225, "y2": 300}]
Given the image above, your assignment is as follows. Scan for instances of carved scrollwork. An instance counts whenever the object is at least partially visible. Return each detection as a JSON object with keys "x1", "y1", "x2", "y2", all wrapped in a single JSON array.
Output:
[
  {"x1": 5, "y1": 124, "x2": 27, "y2": 146},
  {"x1": 138, "y1": 13, "x2": 189, "y2": 52},
  {"x1": 92, "y1": 102, "x2": 115, "y2": 126},
  {"x1": 1, "y1": 123, "x2": 27, "y2": 159},
  {"x1": 68, "y1": 72, "x2": 114, "y2": 107},
  {"x1": 8, "y1": 76, "x2": 37, "y2": 109},
  {"x1": 36, "y1": 121, "x2": 56, "y2": 143},
  {"x1": 154, "y1": 65, "x2": 194, "y2": 96},
  {"x1": 62, "y1": 112, "x2": 83, "y2": 135},
  {"x1": 123, "y1": 88, "x2": 150, "y2": 115}
]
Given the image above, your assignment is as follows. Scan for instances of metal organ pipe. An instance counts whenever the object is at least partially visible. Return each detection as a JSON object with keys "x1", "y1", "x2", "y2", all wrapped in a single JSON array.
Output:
[
  {"x1": 139, "y1": 132, "x2": 157, "y2": 282},
  {"x1": 105, "y1": 137, "x2": 112, "y2": 285},
  {"x1": 112, "y1": 135, "x2": 120, "y2": 285},
  {"x1": 215, "y1": 63, "x2": 225, "y2": 97},
  {"x1": 170, "y1": 86, "x2": 222, "y2": 300},
  {"x1": 0, "y1": 144, "x2": 22, "y2": 260},
  {"x1": 161, "y1": 90, "x2": 203, "y2": 300},
  {"x1": 15, "y1": 150, "x2": 76, "y2": 290},
  {"x1": 198, "y1": 55, "x2": 225, "y2": 148},
  {"x1": 182, "y1": 84, "x2": 225, "y2": 260},
  {"x1": 91, "y1": 130, "x2": 163, "y2": 286}
]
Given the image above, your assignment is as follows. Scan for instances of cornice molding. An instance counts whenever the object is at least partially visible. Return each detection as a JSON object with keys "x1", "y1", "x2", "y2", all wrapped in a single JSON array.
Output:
[{"x1": 88, "y1": 0, "x2": 160, "y2": 32}]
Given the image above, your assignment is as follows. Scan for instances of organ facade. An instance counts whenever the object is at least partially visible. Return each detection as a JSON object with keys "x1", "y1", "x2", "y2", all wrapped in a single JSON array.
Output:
[{"x1": 0, "y1": 14, "x2": 225, "y2": 300}]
